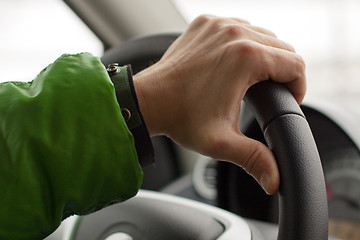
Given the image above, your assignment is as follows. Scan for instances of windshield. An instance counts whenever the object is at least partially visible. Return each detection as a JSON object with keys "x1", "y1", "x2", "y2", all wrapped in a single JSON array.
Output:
[
  {"x1": 0, "y1": 0, "x2": 103, "y2": 83},
  {"x1": 173, "y1": 0, "x2": 360, "y2": 99}
]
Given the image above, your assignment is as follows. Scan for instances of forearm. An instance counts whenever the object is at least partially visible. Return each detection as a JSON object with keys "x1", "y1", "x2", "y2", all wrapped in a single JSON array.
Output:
[{"x1": 0, "y1": 53, "x2": 146, "y2": 240}]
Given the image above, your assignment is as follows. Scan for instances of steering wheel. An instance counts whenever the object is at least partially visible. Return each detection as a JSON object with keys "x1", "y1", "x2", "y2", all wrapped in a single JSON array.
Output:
[{"x1": 69, "y1": 33, "x2": 328, "y2": 240}]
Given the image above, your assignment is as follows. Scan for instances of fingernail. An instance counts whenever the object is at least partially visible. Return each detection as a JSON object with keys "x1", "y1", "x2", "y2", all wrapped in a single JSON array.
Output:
[{"x1": 260, "y1": 173, "x2": 271, "y2": 194}]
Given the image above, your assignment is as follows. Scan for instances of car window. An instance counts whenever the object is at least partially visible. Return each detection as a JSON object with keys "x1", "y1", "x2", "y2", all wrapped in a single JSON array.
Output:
[
  {"x1": 0, "y1": 0, "x2": 103, "y2": 83},
  {"x1": 173, "y1": 0, "x2": 360, "y2": 99}
]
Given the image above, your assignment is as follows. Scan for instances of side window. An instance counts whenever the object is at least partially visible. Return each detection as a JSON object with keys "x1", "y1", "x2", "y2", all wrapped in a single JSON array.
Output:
[{"x1": 0, "y1": 0, "x2": 103, "y2": 83}]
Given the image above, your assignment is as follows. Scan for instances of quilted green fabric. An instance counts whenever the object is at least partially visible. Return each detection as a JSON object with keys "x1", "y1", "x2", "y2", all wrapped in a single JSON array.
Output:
[{"x1": 0, "y1": 53, "x2": 142, "y2": 239}]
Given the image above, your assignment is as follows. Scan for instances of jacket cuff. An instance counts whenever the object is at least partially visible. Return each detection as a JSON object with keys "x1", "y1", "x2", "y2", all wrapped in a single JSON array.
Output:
[{"x1": 107, "y1": 63, "x2": 154, "y2": 167}]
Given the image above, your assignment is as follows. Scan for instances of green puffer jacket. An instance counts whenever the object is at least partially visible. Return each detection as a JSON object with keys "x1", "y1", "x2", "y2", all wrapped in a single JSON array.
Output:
[{"x1": 0, "y1": 53, "x2": 143, "y2": 239}]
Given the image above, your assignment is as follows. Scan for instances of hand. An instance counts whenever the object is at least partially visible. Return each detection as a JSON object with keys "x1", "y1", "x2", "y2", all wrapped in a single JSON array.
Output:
[{"x1": 133, "y1": 15, "x2": 306, "y2": 194}]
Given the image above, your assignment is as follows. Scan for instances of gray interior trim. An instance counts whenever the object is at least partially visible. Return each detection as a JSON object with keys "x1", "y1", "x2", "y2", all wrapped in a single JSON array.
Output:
[{"x1": 63, "y1": 0, "x2": 188, "y2": 48}]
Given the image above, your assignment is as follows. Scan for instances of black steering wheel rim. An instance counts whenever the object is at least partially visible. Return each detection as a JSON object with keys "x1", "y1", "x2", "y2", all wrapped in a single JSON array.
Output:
[
  {"x1": 244, "y1": 82, "x2": 328, "y2": 239},
  {"x1": 102, "y1": 33, "x2": 329, "y2": 240}
]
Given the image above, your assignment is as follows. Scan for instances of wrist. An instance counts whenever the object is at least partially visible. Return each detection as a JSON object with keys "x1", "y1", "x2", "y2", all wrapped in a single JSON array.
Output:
[
  {"x1": 132, "y1": 70, "x2": 159, "y2": 137},
  {"x1": 133, "y1": 64, "x2": 178, "y2": 138}
]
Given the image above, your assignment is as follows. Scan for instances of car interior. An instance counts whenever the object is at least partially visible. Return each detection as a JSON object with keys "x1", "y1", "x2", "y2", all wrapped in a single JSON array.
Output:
[{"x1": 2, "y1": 0, "x2": 360, "y2": 240}]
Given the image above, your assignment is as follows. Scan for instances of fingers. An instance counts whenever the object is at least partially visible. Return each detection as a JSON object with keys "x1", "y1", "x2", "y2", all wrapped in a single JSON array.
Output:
[
  {"x1": 225, "y1": 17, "x2": 294, "y2": 52},
  {"x1": 226, "y1": 40, "x2": 306, "y2": 104},
  {"x1": 191, "y1": 15, "x2": 295, "y2": 53},
  {"x1": 220, "y1": 24, "x2": 295, "y2": 52},
  {"x1": 208, "y1": 129, "x2": 280, "y2": 194},
  {"x1": 229, "y1": 18, "x2": 277, "y2": 38},
  {"x1": 257, "y1": 44, "x2": 306, "y2": 103},
  {"x1": 194, "y1": 15, "x2": 276, "y2": 38}
]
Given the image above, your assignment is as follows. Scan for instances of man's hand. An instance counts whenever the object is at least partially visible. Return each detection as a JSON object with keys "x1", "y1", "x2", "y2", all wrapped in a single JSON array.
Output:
[{"x1": 133, "y1": 15, "x2": 306, "y2": 195}]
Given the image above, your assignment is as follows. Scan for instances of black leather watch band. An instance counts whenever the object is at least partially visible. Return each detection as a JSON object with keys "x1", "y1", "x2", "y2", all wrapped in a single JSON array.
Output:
[{"x1": 107, "y1": 63, "x2": 154, "y2": 167}]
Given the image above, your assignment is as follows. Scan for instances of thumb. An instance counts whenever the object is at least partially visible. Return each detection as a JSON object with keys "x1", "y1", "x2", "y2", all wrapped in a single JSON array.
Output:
[{"x1": 211, "y1": 130, "x2": 280, "y2": 194}]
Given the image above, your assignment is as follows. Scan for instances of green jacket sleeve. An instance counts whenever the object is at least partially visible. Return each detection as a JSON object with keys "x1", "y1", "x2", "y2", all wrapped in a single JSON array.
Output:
[{"x1": 0, "y1": 53, "x2": 143, "y2": 240}]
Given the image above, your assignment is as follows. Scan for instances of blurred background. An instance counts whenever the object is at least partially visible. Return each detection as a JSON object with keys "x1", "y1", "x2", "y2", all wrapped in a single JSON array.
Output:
[{"x1": 0, "y1": 0, "x2": 103, "y2": 83}]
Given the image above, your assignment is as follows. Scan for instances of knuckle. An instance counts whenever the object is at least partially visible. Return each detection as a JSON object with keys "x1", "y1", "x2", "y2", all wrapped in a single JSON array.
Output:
[
  {"x1": 231, "y1": 40, "x2": 263, "y2": 59},
  {"x1": 223, "y1": 24, "x2": 246, "y2": 37},
  {"x1": 192, "y1": 14, "x2": 214, "y2": 26},
  {"x1": 209, "y1": 17, "x2": 225, "y2": 29}
]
